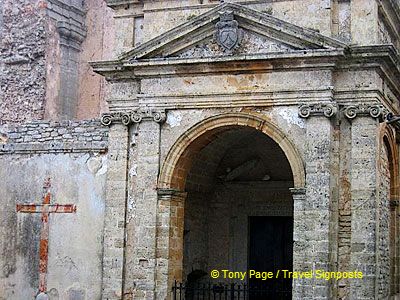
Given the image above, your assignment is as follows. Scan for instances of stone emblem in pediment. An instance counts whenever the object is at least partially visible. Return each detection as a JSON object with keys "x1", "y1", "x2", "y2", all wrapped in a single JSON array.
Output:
[{"x1": 215, "y1": 11, "x2": 243, "y2": 52}]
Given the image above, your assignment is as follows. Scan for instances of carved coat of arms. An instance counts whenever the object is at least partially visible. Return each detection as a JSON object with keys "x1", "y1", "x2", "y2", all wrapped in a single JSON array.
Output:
[{"x1": 215, "y1": 11, "x2": 243, "y2": 52}]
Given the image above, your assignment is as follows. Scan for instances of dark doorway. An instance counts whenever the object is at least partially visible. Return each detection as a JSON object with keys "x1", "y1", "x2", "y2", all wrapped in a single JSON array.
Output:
[{"x1": 248, "y1": 216, "x2": 293, "y2": 299}]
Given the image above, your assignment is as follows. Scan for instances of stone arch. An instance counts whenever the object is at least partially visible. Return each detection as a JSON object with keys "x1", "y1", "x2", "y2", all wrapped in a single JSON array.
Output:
[
  {"x1": 379, "y1": 124, "x2": 400, "y2": 296},
  {"x1": 158, "y1": 112, "x2": 305, "y2": 191},
  {"x1": 155, "y1": 112, "x2": 306, "y2": 298}
]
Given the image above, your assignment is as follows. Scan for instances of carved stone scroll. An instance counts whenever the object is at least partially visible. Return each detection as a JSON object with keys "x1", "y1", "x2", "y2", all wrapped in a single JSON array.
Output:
[
  {"x1": 101, "y1": 110, "x2": 166, "y2": 126},
  {"x1": 298, "y1": 103, "x2": 338, "y2": 118},
  {"x1": 342, "y1": 104, "x2": 388, "y2": 120}
]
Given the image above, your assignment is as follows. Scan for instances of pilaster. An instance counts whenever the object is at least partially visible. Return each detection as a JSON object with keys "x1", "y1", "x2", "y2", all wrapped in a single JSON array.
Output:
[
  {"x1": 342, "y1": 103, "x2": 384, "y2": 300},
  {"x1": 289, "y1": 187, "x2": 307, "y2": 299},
  {"x1": 102, "y1": 110, "x2": 166, "y2": 300},
  {"x1": 101, "y1": 123, "x2": 129, "y2": 300},
  {"x1": 297, "y1": 102, "x2": 337, "y2": 299},
  {"x1": 100, "y1": 109, "x2": 165, "y2": 300},
  {"x1": 155, "y1": 189, "x2": 187, "y2": 300}
]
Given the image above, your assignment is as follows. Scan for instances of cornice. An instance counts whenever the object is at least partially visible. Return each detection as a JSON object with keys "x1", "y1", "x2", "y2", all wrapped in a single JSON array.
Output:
[
  {"x1": 48, "y1": 0, "x2": 86, "y2": 17},
  {"x1": 105, "y1": 0, "x2": 140, "y2": 9},
  {"x1": 89, "y1": 49, "x2": 346, "y2": 79}
]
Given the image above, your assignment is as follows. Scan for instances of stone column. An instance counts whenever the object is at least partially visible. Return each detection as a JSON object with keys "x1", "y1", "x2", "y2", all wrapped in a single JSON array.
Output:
[
  {"x1": 343, "y1": 104, "x2": 385, "y2": 299},
  {"x1": 290, "y1": 187, "x2": 306, "y2": 299},
  {"x1": 298, "y1": 103, "x2": 338, "y2": 299},
  {"x1": 56, "y1": 21, "x2": 86, "y2": 120},
  {"x1": 100, "y1": 114, "x2": 130, "y2": 300},
  {"x1": 155, "y1": 189, "x2": 187, "y2": 300}
]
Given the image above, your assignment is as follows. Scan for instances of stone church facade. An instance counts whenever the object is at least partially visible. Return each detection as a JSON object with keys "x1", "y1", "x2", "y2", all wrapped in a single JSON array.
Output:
[{"x1": 1, "y1": 0, "x2": 400, "y2": 299}]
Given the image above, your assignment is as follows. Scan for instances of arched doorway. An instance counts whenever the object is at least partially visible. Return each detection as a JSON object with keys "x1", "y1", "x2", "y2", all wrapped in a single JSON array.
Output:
[
  {"x1": 157, "y1": 113, "x2": 305, "y2": 299},
  {"x1": 183, "y1": 126, "x2": 294, "y2": 299}
]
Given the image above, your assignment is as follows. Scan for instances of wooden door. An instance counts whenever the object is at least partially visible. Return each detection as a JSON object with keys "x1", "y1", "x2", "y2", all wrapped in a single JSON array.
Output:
[{"x1": 248, "y1": 216, "x2": 293, "y2": 299}]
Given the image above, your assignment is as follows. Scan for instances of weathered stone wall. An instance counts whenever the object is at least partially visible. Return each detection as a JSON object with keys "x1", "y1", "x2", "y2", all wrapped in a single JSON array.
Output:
[
  {"x1": 0, "y1": 120, "x2": 108, "y2": 299},
  {"x1": 377, "y1": 141, "x2": 391, "y2": 298},
  {"x1": 0, "y1": 119, "x2": 108, "y2": 153},
  {"x1": 0, "y1": 0, "x2": 115, "y2": 124},
  {"x1": 0, "y1": 0, "x2": 47, "y2": 124}
]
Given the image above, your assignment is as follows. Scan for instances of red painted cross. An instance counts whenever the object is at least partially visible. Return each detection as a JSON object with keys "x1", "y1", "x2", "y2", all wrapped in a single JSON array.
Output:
[{"x1": 16, "y1": 178, "x2": 77, "y2": 297}]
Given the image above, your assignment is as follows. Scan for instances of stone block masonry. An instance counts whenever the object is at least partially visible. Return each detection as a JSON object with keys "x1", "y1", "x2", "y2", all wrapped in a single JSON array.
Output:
[{"x1": 0, "y1": 119, "x2": 108, "y2": 154}]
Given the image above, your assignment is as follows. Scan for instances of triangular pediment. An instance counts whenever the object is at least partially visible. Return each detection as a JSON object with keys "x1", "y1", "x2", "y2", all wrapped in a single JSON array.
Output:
[{"x1": 119, "y1": 3, "x2": 347, "y2": 62}]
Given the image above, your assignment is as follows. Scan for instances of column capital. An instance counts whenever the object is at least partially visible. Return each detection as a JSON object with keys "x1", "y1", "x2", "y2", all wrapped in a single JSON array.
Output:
[
  {"x1": 298, "y1": 102, "x2": 338, "y2": 118},
  {"x1": 101, "y1": 109, "x2": 166, "y2": 126},
  {"x1": 289, "y1": 187, "x2": 306, "y2": 195},
  {"x1": 157, "y1": 188, "x2": 187, "y2": 202},
  {"x1": 341, "y1": 103, "x2": 388, "y2": 120},
  {"x1": 290, "y1": 187, "x2": 306, "y2": 201}
]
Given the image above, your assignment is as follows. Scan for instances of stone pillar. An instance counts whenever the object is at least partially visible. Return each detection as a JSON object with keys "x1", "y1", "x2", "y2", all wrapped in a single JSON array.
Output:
[
  {"x1": 343, "y1": 104, "x2": 385, "y2": 299},
  {"x1": 290, "y1": 187, "x2": 306, "y2": 299},
  {"x1": 100, "y1": 110, "x2": 165, "y2": 300},
  {"x1": 155, "y1": 189, "x2": 187, "y2": 300},
  {"x1": 115, "y1": 109, "x2": 166, "y2": 300},
  {"x1": 57, "y1": 21, "x2": 86, "y2": 119},
  {"x1": 390, "y1": 200, "x2": 399, "y2": 296},
  {"x1": 101, "y1": 120, "x2": 129, "y2": 300},
  {"x1": 298, "y1": 103, "x2": 338, "y2": 299}
]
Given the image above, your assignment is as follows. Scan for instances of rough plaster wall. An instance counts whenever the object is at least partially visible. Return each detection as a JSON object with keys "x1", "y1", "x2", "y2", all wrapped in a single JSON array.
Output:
[
  {"x1": 250, "y1": 0, "x2": 332, "y2": 36},
  {"x1": 331, "y1": 0, "x2": 351, "y2": 42},
  {"x1": 0, "y1": 0, "x2": 47, "y2": 124},
  {"x1": 0, "y1": 152, "x2": 107, "y2": 300},
  {"x1": 350, "y1": 0, "x2": 379, "y2": 45},
  {"x1": 377, "y1": 143, "x2": 391, "y2": 298},
  {"x1": 77, "y1": 0, "x2": 115, "y2": 120},
  {"x1": 0, "y1": 120, "x2": 108, "y2": 299}
]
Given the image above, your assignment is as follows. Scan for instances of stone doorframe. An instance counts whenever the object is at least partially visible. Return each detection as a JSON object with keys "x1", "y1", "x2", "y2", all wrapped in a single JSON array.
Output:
[{"x1": 156, "y1": 112, "x2": 306, "y2": 299}]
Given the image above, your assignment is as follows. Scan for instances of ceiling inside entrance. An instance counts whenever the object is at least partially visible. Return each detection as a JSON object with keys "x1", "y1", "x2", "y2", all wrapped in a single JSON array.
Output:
[
  {"x1": 216, "y1": 128, "x2": 293, "y2": 182},
  {"x1": 186, "y1": 127, "x2": 293, "y2": 192}
]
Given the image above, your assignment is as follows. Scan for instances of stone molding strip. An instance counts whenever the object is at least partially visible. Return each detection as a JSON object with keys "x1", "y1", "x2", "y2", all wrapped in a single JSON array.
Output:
[
  {"x1": 101, "y1": 110, "x2": 166, "y2": 126},
  {"x1": 0, "y1": 141, "x2": 107, "y2": 155},
  {"x1": 289, "y1": 187, "x2": 306, "y2": 196},
  {"x1": 157, "y1": 189, "x2": 187, "y2": 202},
  {"x1": 57, "y1": 21, "x2": 87, "y2": 50}
]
